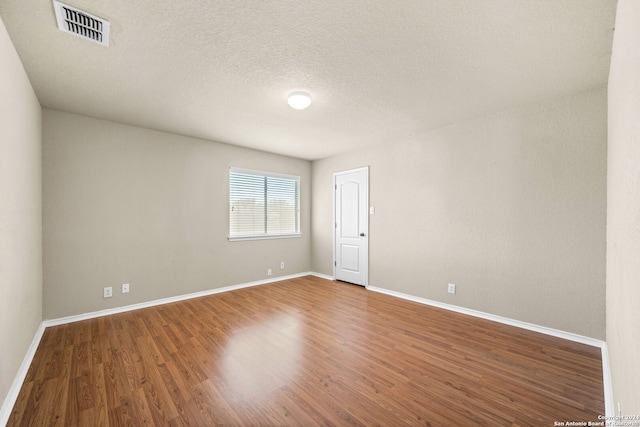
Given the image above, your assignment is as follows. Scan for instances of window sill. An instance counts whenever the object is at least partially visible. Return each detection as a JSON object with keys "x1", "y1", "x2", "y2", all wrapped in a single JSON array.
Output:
[{"x1": 228, "y1": 234, "x2": 302, "y2": 242}]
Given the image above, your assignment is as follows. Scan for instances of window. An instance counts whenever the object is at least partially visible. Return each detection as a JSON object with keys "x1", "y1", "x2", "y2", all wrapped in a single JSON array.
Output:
[{"x1": 229, "y1": 168, "x2": 301, "y2": 240}]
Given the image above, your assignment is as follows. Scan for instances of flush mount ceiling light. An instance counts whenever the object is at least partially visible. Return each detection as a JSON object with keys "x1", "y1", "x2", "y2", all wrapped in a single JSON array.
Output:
[{"x1": 287, "y1": 91, "x2": 311, "y2": 110}]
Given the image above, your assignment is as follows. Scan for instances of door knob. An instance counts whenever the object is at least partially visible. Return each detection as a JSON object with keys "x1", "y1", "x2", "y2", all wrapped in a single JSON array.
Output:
[{"x1": 360, "y1": 232, "x2": 365, "y2": 236}]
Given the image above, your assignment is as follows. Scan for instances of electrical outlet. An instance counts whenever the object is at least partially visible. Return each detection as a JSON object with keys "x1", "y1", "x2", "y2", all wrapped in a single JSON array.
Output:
[
  {"x1": 280, "y1": 261, "x2": 285, "y2": 269},
  {"x1": 448, "y1": 283, "x2": 456, "y2": 294},
  {"x1": 122, "y1": 283, "x2": 130, "y2": 293},
  {"x1": 267, "y1": 268, "x2": 272, "y2": 276},
  {"x1": 103, "y1": 286, "x2": 112, "y2": 298}
]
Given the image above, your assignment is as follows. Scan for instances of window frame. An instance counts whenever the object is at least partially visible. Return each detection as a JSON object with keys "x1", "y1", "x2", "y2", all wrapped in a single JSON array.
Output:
[{"x1": 228, "y1": 167, "x2": 301, "y2": 241}]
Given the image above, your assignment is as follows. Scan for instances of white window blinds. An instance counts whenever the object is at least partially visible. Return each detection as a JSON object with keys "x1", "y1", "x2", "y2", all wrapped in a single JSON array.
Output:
[{"x1": 229, "y1": 168, "x2": 301, "y2": 240}]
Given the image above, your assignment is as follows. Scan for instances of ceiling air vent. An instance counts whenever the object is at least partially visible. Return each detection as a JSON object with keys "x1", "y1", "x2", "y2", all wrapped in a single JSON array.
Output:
[{"x1": 53, "y1": 0, "x2": 110, "y2": 47}]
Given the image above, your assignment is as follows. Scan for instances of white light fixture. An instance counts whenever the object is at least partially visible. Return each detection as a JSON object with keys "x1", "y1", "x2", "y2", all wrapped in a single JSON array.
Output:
[{"x1": 287, "y1": 91, "x2": 311, "y2": 110}]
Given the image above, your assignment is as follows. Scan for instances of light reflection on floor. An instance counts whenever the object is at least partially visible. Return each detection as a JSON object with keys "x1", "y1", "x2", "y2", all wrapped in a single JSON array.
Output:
[{"x1": 221, "y1": 313, "x2": 303, "y2": 399}]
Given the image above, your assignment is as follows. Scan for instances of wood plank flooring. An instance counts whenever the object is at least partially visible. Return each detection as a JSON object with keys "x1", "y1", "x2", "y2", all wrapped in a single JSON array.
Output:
[{"x1": 8, "y1": 276, "x2": 604, "y2": 426}]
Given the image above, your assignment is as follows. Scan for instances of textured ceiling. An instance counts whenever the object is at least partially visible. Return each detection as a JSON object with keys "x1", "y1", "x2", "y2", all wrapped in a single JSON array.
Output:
[{"x1": 0, "y1": 1, "x2": 616, "y2": 160}]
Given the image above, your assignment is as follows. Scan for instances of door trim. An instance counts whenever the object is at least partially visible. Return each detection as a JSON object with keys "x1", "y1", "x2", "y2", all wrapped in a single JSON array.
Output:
[{"x1": 333, "y1": 166, "x2": 369, "y2": 287}]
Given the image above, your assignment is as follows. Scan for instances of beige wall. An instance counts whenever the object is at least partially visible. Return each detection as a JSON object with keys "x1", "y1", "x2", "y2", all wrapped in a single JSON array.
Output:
[
  {"x1": 607, "y1": 0, "x2": 640, "y2": 414},
  {"x1": 0, "y1": 17, "x2": 42, "y2": 409},
  {"x1": 42, "y1": 110, "x2": 311, "y2": 319},
  {"x1": 312, "y1": 88, "x2": 607, "y2": 339}
]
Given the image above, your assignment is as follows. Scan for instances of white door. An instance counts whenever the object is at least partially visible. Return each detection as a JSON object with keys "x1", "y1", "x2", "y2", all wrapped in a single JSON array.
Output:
[{"x1": 334, "y1": 167, "x2": 369, "y2": 286}]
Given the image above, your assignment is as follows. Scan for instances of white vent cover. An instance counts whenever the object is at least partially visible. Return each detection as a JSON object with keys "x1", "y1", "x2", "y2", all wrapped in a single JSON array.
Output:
[{"x1": 53, "y1": 0, "x2": 110, "y2": 46}]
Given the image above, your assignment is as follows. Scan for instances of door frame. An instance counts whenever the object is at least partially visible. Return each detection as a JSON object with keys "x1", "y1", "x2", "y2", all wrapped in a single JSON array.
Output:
[{"x1": 333, "y1": 166, "x2": 369, "y2": 287}]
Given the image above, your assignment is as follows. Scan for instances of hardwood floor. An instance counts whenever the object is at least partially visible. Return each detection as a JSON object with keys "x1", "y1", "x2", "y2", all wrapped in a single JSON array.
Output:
[{"x1": 8, "y1": 276, "x2": 604, "y2": 426}]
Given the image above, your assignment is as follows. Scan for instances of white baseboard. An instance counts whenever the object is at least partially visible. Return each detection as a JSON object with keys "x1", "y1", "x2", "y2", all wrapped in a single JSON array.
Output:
[
  {"x1": 0, "y1": 322, "x2": 46, "y2": 427},
  {"x1": 601, "y1": 342, "x2": 614, "y2": 417},
  {"x1": 308, "y1": 271, "x2": 334, "y2": 281},
  {"x1": 44, "y1": 272, "x2": 314, "y2": 327},
  {"x1": 367, "y1": 285, "x2": 604, "y2": 346},
  {"x1": 366, "y1": 285, "x2": 613, "y2": 416}
]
